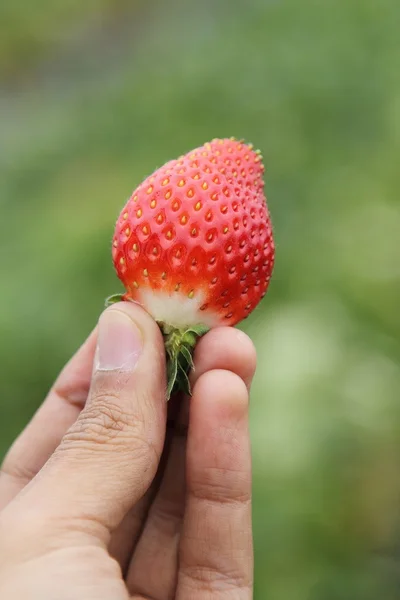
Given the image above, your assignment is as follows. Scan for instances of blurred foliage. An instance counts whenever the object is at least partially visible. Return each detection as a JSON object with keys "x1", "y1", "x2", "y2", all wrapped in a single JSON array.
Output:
[{"x1": 1, "y1": 0, "x2": 400, "y2": 597}]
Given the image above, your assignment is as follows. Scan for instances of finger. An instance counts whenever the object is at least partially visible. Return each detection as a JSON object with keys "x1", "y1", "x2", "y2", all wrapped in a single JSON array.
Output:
[
  {"x1": 125, "y1": 329, "x2": 256, "y2": 600},
  {"x1": 109, "y1": 396, "x2": 181, "y2": 573},
  {"x1": 0, "y1": 330, "x2": 96, "y2": 509},
  {"x1": 177, "y1": 369, "x2": 253, "y2": 600},
  {"x1": 172, "y1": 326, "x2": 257, "y2": 446},
  {"x1": 125, "y1": 402, "x2": 187, "y2": 599},
  {"x1": 192, "y1": 327, "x2": 257, "y2": 390},
  {"x1": 174, "y1": 326, "x2": 256, "y2": 452},
  {"x1": 15, "y1": 303, "x2": 167, "y2": 542}
]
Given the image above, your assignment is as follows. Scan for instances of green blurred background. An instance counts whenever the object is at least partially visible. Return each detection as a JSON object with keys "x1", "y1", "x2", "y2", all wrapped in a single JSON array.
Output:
[{"x1": 1, "y1": 0, "x2": 400, "y2": 597}]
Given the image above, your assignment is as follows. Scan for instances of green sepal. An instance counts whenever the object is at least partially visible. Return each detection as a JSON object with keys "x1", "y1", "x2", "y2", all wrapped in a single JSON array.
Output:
[
  {"x1": 160, "y1": 323, "x2": 210, "y2": 400},
  {"x1": 105, "y1": 293, "x2": 124, "y2": 307},
  {"x1": 184, "y1": 324, "x2": 210, "y2": 337},
  {"x1": 180, "y1": 344, "x2": 194, "y2": 369},
  {"x1": 166, "y1": 354, "x2": 179, "y2": 399},
  {"x1": 177, "y1": 362, "x2": 191, "y2": 396}
]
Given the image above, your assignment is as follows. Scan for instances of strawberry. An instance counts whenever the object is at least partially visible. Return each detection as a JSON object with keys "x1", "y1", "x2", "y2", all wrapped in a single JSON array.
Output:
[{"x1": 109, "y1": 138, "x2": 274, "y2": 398}]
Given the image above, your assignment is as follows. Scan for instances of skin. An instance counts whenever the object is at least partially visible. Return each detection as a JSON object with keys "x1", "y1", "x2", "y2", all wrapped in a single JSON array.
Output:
[{"x1": 0, "y1": 302, "x2": 256, "y2": 599}]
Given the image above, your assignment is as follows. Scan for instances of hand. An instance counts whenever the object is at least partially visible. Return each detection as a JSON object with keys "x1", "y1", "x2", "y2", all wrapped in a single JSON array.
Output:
[{"x1": 0, "y1": 302, "x2": 256, "y2": 599}]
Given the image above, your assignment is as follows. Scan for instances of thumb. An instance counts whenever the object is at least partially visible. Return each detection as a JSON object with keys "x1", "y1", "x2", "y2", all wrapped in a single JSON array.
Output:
[{"x1": 22, "y1": 303, "x2": 167, "y2": 534}]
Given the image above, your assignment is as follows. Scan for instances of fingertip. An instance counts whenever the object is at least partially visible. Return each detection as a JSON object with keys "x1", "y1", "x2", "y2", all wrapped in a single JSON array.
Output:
[
  {"x1": 233, "y1": 328, "x2": 257, "y2": 384},
  {"x1": 191, "y1": 368, "x2": 249, "y2": 423},
  {"x1": 102, "y1": 301, "x2": 163, "y2": 349},
  {"x1": 94, "y1": 301, "x2": 166, "y2": 396},
  {"x1": 186, "y1": 369, "x2": 251, "y2": 506},
  {"x1": 193, "y1": 327, "x2": 257, "y2": 389}
]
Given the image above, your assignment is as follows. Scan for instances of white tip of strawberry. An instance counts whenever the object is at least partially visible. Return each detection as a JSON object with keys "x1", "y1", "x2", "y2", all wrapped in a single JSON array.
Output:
[{"x1": 139, "y1": 288, "x2": 220, "y2": 329}]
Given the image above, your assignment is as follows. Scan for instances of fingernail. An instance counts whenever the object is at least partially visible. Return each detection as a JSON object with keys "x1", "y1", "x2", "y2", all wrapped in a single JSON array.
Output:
[{"x1": 96, "y1": 310, "x2": 143, "y2": 371}]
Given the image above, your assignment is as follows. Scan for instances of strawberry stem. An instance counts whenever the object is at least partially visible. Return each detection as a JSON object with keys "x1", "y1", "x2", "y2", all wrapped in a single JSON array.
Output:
[
  {"x1": 104, "y1": 295, "x2": 209, "y2": 400},
  {"x1": 159, "y1": 323, "x2": 210, "y2": 400}
]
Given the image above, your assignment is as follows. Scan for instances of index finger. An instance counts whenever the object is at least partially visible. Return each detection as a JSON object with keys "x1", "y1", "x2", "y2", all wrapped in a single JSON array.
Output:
[
  {"x1": 177, "y1": 369, "x2": 253, "y2": 599},
  {"x1": 0, "y1": 329, "x2": 96, "y2": 509}
]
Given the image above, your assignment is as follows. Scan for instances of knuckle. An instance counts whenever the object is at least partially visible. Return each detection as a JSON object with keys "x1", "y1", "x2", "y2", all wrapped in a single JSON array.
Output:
[
  {"x1": 150, "y1": 498, "x2": 184, "y2": 536},
  {"x1": 181, "y1": 561, "x2": 252, "y2": 592},
  {"x1": 53, "y1": 381, "x2": 90, "y2": 407},
  {"x1": 0, "y1": 507, "x2": 48, "y2": 556},
  {"x1": 190, "y1": 466, "x2": 251, "y2": 506},
  {"x1": 58, "y1": 393, "x2": 161, "y2": 465},
  {"x1": 62, "y1": 394, "x2": 141, "y2": 448},
  {"x1": 0, "y1": 455, "x2": 37, "y2": 487},
  {"x1": 65, "y1": 545, "x2": 123, "y2": 578}
]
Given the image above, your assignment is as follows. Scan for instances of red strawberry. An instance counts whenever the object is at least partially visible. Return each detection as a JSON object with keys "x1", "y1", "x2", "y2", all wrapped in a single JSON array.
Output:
[{"x1": 109, "y1": 138, "x2": 274, "y2": 397}]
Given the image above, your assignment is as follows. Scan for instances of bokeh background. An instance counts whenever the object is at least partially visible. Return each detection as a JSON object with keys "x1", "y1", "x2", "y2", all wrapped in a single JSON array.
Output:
[{"x1": 1, "y1": 0, "x2": 400, "y2": 597}]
